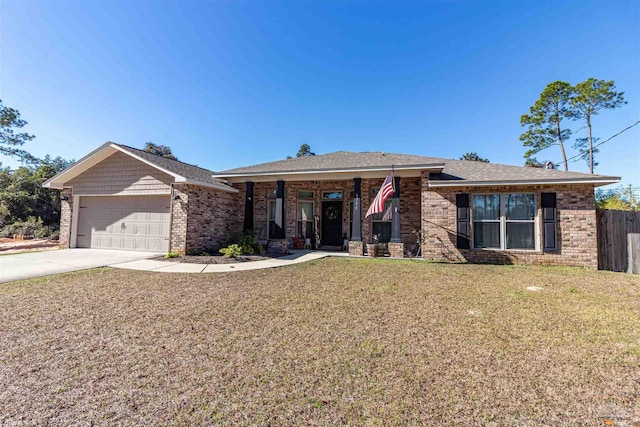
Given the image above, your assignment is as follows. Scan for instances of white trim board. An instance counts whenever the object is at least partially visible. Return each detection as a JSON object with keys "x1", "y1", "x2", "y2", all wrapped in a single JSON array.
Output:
[{"x1": 428, "y1": 178, "x2": 619, "y2": 188}]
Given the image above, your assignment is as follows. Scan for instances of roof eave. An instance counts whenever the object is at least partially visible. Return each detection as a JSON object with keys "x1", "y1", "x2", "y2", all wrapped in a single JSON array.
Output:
[
  {"x1": 214, "y1": 163, "x2": 446, "y2": 179},
  {"x1": 42, "y1": 142, "x2": 119, "y2": 189},
  {"x1": 111, "y1": 144, "x2": 183, "y2": 180},
  {"x1": 175, "y1": 177, "x2": 239, "y2": 193}
]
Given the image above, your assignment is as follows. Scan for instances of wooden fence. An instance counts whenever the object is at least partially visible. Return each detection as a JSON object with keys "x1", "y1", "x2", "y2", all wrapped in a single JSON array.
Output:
[{"x1": 597, "y1": 209, "x2": 640, "y2": 273}]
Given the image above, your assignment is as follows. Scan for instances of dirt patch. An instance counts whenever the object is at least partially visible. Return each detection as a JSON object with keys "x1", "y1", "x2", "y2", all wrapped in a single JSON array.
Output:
[
  {"x1": 154, "y1": 253, "x2": 287, "y2": 264},
  {"x1": 1, "y1": 259, "x2": 639, "y2": 425},
  {"x1": 0, "y1": 238, "x2": 59, "y2": 254}
]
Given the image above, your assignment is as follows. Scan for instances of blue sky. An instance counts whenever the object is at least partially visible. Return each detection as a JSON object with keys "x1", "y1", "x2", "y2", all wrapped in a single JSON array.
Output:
[{"x1": 1, "y1": 0, "x2": 638, "y2": 190}]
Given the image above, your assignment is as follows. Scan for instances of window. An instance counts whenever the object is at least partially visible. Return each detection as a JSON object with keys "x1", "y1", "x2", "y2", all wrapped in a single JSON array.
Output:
[
  {"x1": 298, "y1": 190, "x2": 314, "y2": 199},
  {"x1": 472, "y1": 195, "x2": 500, "y2": 248},
  {"x1": 268, "y1": 200, "x2": 277, "y2": 238},
  {"x1": 370, "y1": 188, "x2": 392, "y2": 243},
  {"x1": 505, "y1": 194, "x2": 535, "y2": 249},
  {"x1": 322, "y1": 191, "x2": 342, "y2": 200},
  {"x1": 297, "y1": 201, "x2": 314, "y2": 238},
  {"x1": 472, "y1": 194, "x2": 535, "y2": 250},
  {"x1": 268, "y1": 189, "x2": 284, "y2": 239}
]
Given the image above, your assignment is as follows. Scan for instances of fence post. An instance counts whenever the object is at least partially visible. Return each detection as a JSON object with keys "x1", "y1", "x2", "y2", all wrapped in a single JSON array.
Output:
[{"x1": 628, "y1": 233, "x2": 640, "y2": 275}]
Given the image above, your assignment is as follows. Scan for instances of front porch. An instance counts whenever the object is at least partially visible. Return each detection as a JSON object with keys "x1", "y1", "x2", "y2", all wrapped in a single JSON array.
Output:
[{"x1": 236, "y1": 176, "x2": 424, "y2": 258}]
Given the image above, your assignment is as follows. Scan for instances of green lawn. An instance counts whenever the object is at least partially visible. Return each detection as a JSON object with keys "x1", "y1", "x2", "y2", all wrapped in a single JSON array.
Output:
[{"x1": 1, "y1": 258, "x2": 638, "y2": 425}]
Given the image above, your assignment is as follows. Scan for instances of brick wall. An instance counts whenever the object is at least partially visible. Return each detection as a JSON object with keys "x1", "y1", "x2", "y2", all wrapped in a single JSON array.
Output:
[
  {"x1": 421, "y1": 182, "x2": 598, "y2": 268},
  {"x1": 169, "y1": 184, "x2": 242, "y2": 254},
  {"x1": 170, "y1": 186, "x2": 188, "y2": 254},
  {"x1": 58, "y1": 188, "x2": 73, "y2": 248}
]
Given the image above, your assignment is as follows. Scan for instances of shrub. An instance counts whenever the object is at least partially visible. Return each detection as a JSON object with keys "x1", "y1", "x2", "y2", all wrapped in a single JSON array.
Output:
[
  {"x1": 0, "y1": 217, "x2": 57, "y2": 239},
  {"x1": 219, "y1": 244, "x2": 243, "y2": 258},
  {"x1": 239, "y1": 230, "x2": 264, "y2": 254},
  {"x1": 223, "y1": 230, "x2": 264, "y2": 255},
  {"x1": 165, "y1": 251, "x2": 181, "y2": 259}
]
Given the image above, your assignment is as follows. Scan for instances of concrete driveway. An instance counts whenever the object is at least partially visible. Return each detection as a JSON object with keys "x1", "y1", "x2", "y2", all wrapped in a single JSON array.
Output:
[{"x1": 0, "y1": 249, "x2": 162, "y2": 284}]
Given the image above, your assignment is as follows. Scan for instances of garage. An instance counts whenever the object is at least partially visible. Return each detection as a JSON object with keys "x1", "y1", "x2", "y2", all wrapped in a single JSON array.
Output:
[
  {"x1": 43, "y1": 142, "x2": 239, "y2": 254},
  {"x1": 76, "y1": 195, "x2": 170, "y2": 252}
]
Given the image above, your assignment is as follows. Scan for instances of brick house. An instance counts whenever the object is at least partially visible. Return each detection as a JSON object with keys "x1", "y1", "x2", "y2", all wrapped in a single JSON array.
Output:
[{"x1": 44, "y1": 142, "x2": 619, "y2": 268}]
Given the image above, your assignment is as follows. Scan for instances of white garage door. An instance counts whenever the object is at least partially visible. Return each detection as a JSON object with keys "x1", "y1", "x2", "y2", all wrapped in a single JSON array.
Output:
[{"x1": 76, "y1": 195, "x2": 170, "y2": 252}]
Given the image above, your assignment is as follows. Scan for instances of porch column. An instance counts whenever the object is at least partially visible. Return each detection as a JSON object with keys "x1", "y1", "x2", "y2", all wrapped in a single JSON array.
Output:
[
  {"x1": 351, "y1": 178, "x2": 362, "y2": 241},
  {"x1": 243, "y1": 181, "x2": 254, "y2": 231},
  {"x1": 274, "y1": 180, "x2": 285, "y2": 239},
  {"x1": 390, "y1": 176, "x2": 401, "y2": 243}
]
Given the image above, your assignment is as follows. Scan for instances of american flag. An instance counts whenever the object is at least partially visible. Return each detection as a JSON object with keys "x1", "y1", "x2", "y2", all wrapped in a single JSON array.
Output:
[{"x1": 365, "y1": 171, "x2": 394, "y2": 218}]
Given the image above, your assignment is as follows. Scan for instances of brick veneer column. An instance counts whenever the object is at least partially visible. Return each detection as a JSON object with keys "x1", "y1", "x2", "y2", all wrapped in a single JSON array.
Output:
[
  {"x1": 352, "y1": 178, "x2": 362, "y2": 242},
  {"x1": 388, "y1": 242, "x2": 404, "y2": 258},
  {"x1": 170, "y1": 185, "x2": 188, "y2": 254},
  {"x1": 349, "y1": 241, "x2": 364, "y2": 256},
  {"x1": 58, "y1": 188, "x2": 73, "y2": 248}
]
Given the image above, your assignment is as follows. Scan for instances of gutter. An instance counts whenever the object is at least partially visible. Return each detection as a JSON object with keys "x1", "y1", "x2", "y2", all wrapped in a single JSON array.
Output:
[
  {"x1": 428, "y1": 177, "x2": 620, "y2": 188},
  {"x1": 213, "y1": 163, "x2": 446, "y2": 178}
]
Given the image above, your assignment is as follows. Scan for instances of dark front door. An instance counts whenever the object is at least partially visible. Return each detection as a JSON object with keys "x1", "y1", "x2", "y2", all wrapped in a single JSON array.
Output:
[{"x1": 321, "y1": 201, "x2": 343, "y2": 246}]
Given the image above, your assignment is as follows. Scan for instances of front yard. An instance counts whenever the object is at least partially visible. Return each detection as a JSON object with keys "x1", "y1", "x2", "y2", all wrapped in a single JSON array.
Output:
[{"x1": 1, "y1": 258, "x2": 638, "y2": 425}]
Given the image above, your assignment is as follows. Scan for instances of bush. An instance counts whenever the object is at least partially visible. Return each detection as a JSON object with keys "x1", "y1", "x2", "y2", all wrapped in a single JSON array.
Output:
[
  {"x1": 165, "y1": 251, "x2": 181, "y2": 259},
  {"x1": 224, "y1": 230, "x2": 264, "y2": 255},
  {"x1": 0, "y1": 217, "x2": 57, "y2": 239},
  {"x1": 219, "y1": 244, "x2": 243, "y2": 258}
]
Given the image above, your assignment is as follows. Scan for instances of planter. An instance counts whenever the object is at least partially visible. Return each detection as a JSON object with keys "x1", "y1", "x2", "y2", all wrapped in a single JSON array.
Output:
[{"x1": 366, "y1": 243, "x2": 378, "y2": 257}]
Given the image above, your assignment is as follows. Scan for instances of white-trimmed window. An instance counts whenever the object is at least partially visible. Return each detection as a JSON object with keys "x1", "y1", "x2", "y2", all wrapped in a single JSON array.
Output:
[
  {"x1": 297, "y1": 190, "x2": 314, "y2": 239},
  {"x1": 268, "y1": 190, "x2": 280, "y2": 239},
  {"x1": 472, "y1": 193, "x2": 535, "y2": 250}
]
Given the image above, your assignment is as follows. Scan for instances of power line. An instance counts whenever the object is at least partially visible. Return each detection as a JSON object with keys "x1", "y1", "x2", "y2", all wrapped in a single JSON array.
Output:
[
  {"x1": 572, "y1": 126, "x2": 586, "y2": 135},
  {"x1": 557, "y1": 120, "x2": 640, "y2": 166}
]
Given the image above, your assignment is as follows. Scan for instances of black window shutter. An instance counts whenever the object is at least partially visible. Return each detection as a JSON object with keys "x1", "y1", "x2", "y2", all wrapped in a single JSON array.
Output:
[
  {"x1": 541, "y1": 192, "x2": 557, "y2": 251},
  {"x1": 456, "y1": 194, "x2": 470, "y2": 249}
]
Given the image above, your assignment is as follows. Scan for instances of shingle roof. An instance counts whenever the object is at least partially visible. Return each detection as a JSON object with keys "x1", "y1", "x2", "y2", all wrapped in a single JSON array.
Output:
[
  {"x1": 115, "y1": 144, "x2": 233, "y2": 188},
  {"x1": 217, "y1": 151, "x2": 443, "y2": 174},
  {"x1": 429, "y1": 157, "x2": 618, "y2": 184},
  {"x1": 215, "y1": 151, "x2": 619, "y2": 185}
]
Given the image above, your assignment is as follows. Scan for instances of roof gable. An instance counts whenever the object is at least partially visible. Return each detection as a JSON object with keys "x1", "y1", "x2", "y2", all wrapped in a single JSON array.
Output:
[{"x1": 43, "y1": 142, "x2": 237, "y2": 192}]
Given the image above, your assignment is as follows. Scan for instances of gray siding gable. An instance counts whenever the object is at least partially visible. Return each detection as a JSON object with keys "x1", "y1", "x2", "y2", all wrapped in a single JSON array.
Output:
[{"x1": 67, "y1": 151, "x2": 173, "y2": 195}]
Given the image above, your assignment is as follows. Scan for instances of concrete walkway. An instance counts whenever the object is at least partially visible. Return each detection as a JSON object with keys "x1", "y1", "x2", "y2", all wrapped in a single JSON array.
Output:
[
  {"x1": 110, "y1": 250, "x2": 349, "y2": 273},
  {"x1": 0, "y1": 249, "x2": 162, "y2": 284}
]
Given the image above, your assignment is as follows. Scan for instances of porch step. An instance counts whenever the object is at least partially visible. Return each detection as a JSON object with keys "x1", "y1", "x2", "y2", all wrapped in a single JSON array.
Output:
[{"x1": 319, "y1": 245, "x2": 345, "y2": 252}]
